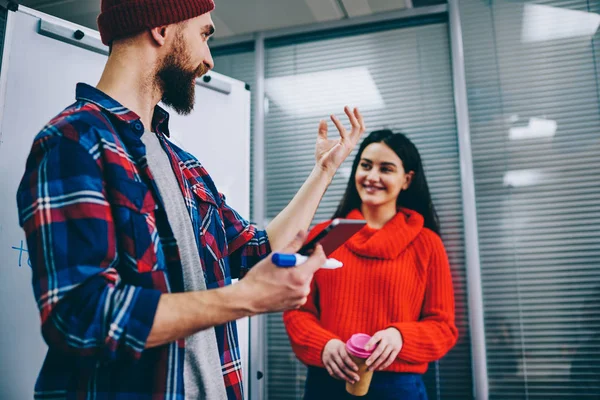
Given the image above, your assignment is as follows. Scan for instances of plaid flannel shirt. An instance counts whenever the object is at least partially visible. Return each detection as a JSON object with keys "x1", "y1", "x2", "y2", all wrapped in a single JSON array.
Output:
[{"x1": 17, "y1": 83, "x2": 270, "y2": 400}]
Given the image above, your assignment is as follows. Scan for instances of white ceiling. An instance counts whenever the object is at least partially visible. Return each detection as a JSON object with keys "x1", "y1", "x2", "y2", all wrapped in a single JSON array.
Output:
[{"x1": 18, "y1": 0, "x2": 410, "y2": 39}]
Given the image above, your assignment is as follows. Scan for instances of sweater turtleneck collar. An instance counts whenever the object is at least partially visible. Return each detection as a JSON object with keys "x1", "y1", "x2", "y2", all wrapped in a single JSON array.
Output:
[{"x1": 344, "y1": 208, "x2": 424, "y2": 260}]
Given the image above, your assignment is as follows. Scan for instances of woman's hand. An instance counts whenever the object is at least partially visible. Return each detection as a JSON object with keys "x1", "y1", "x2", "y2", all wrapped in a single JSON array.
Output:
[
  {"x1": 322, "y1": 339, "x2": 360, "y2": 384},
  {"x1": 364, "y1": 328, "x2": 403, "y2": 371}
]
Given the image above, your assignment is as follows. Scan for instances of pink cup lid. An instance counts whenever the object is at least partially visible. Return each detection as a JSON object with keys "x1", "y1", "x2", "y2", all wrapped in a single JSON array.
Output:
[{"x1": 345, "y1": 333, "x2": 374, "y2": 359}]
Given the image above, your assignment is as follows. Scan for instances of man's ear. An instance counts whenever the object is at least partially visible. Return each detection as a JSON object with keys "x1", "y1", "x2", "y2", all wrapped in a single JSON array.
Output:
[{"x1": 149, "y1": 25, "x2": 169, "y2": 46}]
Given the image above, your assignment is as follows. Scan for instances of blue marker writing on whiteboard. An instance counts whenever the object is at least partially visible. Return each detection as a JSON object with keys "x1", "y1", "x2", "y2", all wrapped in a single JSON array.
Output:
[{"x1": 271, "y1": 253, "x2": 343, "y2": 269}]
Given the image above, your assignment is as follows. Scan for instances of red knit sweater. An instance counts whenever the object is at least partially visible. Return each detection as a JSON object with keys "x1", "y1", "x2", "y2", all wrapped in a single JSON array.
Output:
[{"x1": 283, "y1": 208, "x2": 458, "y2": 374}]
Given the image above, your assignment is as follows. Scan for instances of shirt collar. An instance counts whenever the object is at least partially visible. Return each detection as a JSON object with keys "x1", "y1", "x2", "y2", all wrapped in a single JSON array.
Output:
[{"x1": 75, "y1": 83, "x2": 171, "y2": 137}]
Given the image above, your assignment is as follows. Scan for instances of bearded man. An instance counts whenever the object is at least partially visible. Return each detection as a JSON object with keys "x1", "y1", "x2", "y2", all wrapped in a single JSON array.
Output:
[{"x1": 16, "y1": 0, "x2": 365, "y2": 398}]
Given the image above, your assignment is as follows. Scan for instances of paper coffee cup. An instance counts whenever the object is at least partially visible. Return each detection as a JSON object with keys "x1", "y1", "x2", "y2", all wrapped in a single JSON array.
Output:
[{"x1": 345, "y1": 333, "x2": 374, "y2": 397}]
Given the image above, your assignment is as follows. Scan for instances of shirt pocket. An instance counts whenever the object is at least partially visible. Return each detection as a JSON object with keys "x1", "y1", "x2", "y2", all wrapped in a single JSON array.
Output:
[
  {"x1": 108, "y1": 178, "x2": 159, "y2": 275},
  {"x1": 190, "y1": 182, "x2": 227, "y2": 246},
  {"x1": 191, "y1": 182, "x2": 218, "y2": 207},
  {"x1": 189, "y1": 182, "x2": 230, "y2": 287}
]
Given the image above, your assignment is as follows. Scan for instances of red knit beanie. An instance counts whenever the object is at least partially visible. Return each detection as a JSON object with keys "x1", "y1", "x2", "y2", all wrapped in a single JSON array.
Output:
[{"x1": 98, "y1": 0, "x2": 215, "y2": 45}]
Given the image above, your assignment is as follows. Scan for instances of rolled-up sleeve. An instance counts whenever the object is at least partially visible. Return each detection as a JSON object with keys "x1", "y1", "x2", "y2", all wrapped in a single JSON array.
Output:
[
  {"x1": 219, "y1": 197, "x2": 271, "y2": 279},
  {"x1": 17, "y1": 133, "x2": 161, "y2": 361}
]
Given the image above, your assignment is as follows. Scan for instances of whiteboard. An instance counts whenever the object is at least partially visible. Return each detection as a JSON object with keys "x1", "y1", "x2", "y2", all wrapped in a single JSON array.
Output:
[{"x1": 0, "y1": 6, "x2": 250, "y2": 399}]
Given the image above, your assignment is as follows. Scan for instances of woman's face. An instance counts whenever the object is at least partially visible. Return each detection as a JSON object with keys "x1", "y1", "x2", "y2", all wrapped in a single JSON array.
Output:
[{"x1": 355, "y1": 142, "x2": 413, "y2": 209}]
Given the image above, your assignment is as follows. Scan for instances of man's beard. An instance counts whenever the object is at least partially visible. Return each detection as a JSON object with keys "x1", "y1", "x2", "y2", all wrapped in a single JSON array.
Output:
[{"x1": 157, "y1": 42, "x2": 208, "y2": 115}]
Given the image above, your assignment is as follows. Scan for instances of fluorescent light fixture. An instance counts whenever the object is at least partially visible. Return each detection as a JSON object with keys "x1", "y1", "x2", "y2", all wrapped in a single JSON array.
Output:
[
  {"x1": 265, "y1": 67, "x2": 385, "y2": 116},
  {"x1": 509, "y1": 117, "x2": 557, "y2": 140},
  {"x1": 503, "y1": 169, "x2": 545, "y2": 188},
  {"x1": 522, "y1": 4, "x2": 600, "y2": 43}
]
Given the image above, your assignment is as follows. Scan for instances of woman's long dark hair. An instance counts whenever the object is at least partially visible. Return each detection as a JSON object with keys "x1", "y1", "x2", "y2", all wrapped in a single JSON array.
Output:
[{"x1": 333, "y1": 129, "x2": 440, "y2": 235}]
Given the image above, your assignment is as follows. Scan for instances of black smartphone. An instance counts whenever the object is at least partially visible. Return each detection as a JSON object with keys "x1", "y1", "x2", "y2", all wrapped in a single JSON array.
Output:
[{"x1": 298, "y1": 219, "x2": 367, "y2": 256}]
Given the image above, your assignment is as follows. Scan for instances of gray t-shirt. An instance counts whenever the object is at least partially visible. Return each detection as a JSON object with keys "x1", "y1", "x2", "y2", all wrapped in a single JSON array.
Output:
[{"x1": 141, "y1": 131, "x2": 227, "y2": 400}]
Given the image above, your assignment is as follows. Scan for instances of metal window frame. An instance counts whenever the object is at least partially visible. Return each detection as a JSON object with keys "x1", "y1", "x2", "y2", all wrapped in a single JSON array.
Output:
[
  {"x1": 248, "y1": 32, "x2": 267, "y2": 400},
  {"x1": 448, "y1": 1, "x2": 488, "y2": 399},
  {"x1": 215, "y1": 3, "x2": 489, "y2": 399}
]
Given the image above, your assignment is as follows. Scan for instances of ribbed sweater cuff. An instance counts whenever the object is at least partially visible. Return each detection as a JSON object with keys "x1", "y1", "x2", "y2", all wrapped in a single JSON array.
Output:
[
  {"x1": 285, "y1": 315, "x2": 340, "y2": 367},
  {"x1": 304, "y1": 330, "x2": 340, "y2": 367},
  {"x1": 390, "y1": 322, "x2": 425, "y2": 362}
]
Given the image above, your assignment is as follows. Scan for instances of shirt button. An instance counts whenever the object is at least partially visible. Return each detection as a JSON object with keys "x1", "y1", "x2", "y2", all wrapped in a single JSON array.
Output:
[{"x1": 133, "y1": 122, "x2": 143, "y2": 132}]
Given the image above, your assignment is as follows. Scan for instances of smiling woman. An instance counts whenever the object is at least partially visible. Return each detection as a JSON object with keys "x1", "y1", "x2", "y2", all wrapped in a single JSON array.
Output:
[
  {"x1": 283, "y1": 129, "x2": 458, "y2": 400},
  {"x1": 355, "y1": 143, "x2": 413, "y2": 219},
  {"x1": 333, "y1": 130, "x2": 440, "y2": 234}
]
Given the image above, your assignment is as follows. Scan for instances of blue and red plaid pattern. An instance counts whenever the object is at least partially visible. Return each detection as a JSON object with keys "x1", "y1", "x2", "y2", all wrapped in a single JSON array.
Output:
[{"x1": 16, "y1": 83, "x2": 270, "y2": 399}]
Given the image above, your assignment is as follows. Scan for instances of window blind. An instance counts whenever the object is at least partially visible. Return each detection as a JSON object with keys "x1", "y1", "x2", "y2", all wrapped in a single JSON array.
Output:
[
  {"x1": 263, "y1": 20, "x2": 473, "y2": 400},
  {"x1": 460, "y1": 0, "x2": 600, "y2": 398}
]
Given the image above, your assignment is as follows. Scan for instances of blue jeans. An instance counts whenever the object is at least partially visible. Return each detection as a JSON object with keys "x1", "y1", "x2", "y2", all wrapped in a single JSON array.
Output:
[{"x1": 303, "y1": 367, "x2": 428, "y2": 400}]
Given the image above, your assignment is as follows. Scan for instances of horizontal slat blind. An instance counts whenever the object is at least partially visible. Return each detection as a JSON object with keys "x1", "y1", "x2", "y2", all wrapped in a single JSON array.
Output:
[
  {"x1": 460, "y1": 0, "x2": 600, "y2": 398},
  {"x1": 264, "y1": 22, "x2": 473, "y2": 400}
]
